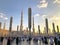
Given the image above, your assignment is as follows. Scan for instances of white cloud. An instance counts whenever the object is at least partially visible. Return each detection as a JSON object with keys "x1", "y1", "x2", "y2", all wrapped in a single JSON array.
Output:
[
  {"x1": 37, "y1": 0, "x2": 48, "y2": 8},
  {"x1": 41, "y1": 14, "x2": 60, "y2": 21},
  {"x1": 40, "y1": 0, "x2": 46, "y2": 3},
  {"x1": 33, "y1": 13, "x2": 60, "y2": 22},
  {"x1": 0, "y1": 13, "x2": 8, "y2": 20},
  {"x1": 42, "y1": 15, "x2": 47, "y2": 19},
  {"x1": 34, "y1": 14, "x2": 48, "y2": 19},
  {"x1": 34, "y1": 13, "x2": 40, "y2": 17},
  {"x1": 0, "y1": 13, "x2": 4, "y2": 18},
  {"x1": 50, "y1": 16, "x2": 60, "y2": 20},
  {"x1": 4, "y1": 17, "x2": 8, "y2": 20},
  {"x1": 53, "y1": 0, "x2": 60, "y2": 4}
]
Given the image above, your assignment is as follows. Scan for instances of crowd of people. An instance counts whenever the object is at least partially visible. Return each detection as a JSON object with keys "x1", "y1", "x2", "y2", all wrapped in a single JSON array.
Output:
[{"x1": 0, "y1": 36, "x2": 60, "y2": 45}]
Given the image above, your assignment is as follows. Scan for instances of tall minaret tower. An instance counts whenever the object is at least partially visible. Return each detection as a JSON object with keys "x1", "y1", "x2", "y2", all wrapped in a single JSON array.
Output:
[
  {"x1": 57, "y1": 25, "x2": 59, "y2": 33},
  {"x1": 52, "y1": 22, "x2": 56, "y2": 34},
  {"x1": 9, "y1": 16, "x2": 13, "y2": 32},
  {"x1": 0, "y1": 22, "x2": 2, "y2": 30},
  {"x1": 45, "y1": 18, "x2": 49, "y2": 34},
  {"x1": 33, "y1": 16, "x2": 35, "y2": 35},
  {"x1": 38, "y1": 25, "x2": 40, "y2": 35},
  {"x1": 3, "y1": 22, "x2": 6, "y2": 30},
  {"x1": 28, "y1": 8, "x2": 32, "y2": 36},
  {"x1": 44, "y1": 27, "x2": 46, "y2": 34},
  {"x1": 17, "y1": 25, "x2": 19, "y2": 33},
  {"x1": 20, "y1": 10, "x2": 23, "y2": 34}
]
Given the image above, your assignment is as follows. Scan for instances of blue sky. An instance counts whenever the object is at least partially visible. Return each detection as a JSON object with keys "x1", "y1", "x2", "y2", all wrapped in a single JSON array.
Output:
[{"x1": 0, "y1": 0, "x2": 60, "y2": 32}]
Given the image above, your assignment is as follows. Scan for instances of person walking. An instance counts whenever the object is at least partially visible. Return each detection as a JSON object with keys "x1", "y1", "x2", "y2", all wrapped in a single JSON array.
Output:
[
  {"x1": 57, "y1": 36, "x2": 60, "y2": 45},
  {"x1": 54, "y1": 36, "x2": 58, "y2": 45},
  {"x1": 7, "y1": 37, "x2": 11, "y2": 45},
  {"x1": 0, "y1": 37, "x2": 4, "y2": 45},
  {"x1": 44, "y1": 36, "x2": 48, "y2": 45},
  {"x1": 16, "y1": 37, "x2": 19, "y2": 45},
  {"x1": 50, "y1": 37, "x2": 54, "y2": 45}
]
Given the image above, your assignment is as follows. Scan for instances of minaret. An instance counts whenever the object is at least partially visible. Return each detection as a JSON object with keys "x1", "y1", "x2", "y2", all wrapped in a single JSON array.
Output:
[
  {"x1": 9, "y1": 16, "x2": 13, "y2": 32},
  {"x1": 17, "y1": 25, "x2": 19, "y2": 33},
  {"x1": 38, "y1": 25, "x2": 40, "y2": 35},
  {"x1": 28, "y1": 8, "x2": 32, "y2": 36},
  {"x1": 26, "y1": 27, "x2": 28, "y2": 35},
  {"x1": 33, "y1": 16, "x2": 35, "y2": 35},
  {"x1": 52, "y1": 22, "x2": 56, "y2": 34},
  {"x1": 3, "y1": 22, "x2": 6, "y2": 30},
  {"x1": 44, "y1": 27, "x2": 46, "y2": 34},
  {"x1": 20, "y1": 10, "x2": 23, "y2": 34},
  {"x1": 45, "y1": 18, "x2": 49, "y2": 34},
  {"x1": 57, "y1": 25, "x2": 59, "y2": 33},
  {"x1": 0, "y1": 22, "x2": 2, "y2": 30}
]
